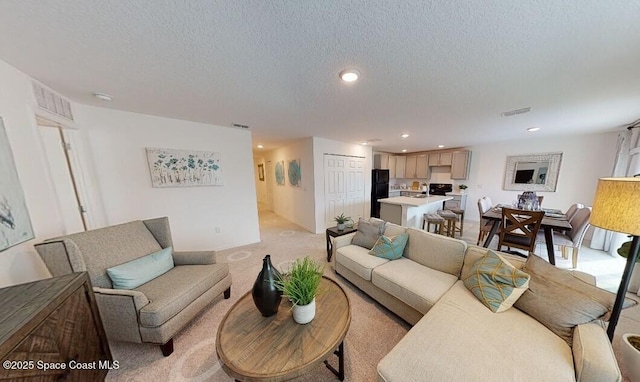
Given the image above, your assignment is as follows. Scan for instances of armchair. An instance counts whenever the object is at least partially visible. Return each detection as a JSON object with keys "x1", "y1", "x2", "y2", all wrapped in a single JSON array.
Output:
[{"x1": 34, "y1": 217, "x2": 232, "y2": 356}]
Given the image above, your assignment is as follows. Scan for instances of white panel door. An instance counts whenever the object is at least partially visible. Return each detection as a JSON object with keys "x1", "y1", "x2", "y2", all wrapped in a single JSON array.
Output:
[
  {"x1": 324, "y1": 155, "x2": 365, "y2": 227},
  {"x1": 38, "y1": 126, "x2": 85, "y2": 234},
  {"x1": 345, "y1": 157, "x2": 365, "y2": 222}
]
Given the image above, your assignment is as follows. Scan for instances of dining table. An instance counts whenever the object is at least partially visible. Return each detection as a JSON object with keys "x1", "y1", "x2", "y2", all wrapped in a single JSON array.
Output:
[{"x1": 482, "y1": 205, "x2": 572, "y2": 265}]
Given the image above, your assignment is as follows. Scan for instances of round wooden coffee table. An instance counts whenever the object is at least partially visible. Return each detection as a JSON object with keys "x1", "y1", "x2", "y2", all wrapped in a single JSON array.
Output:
[{"x1": 216, "y1": 277, "x2": 351, "y2": 381}]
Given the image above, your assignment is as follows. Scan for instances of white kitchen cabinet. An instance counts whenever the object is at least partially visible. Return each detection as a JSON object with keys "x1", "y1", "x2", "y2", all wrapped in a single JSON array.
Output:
[
  {"x1": 405, "y1": 155, "x2": 417, "y2": 178},
  {"x1": 444, "y1": 192, "x2": 468, "y2": 210},
  {"x1": 416, "y1": 154, "x2": 429, "y2": 178},
  {"x1": 429, "y1": 152, "x2": 452, "y2": 166},
  {"x1": 388, "y1": 190, "x2": 401, "y2": 198},
  {"x1": 388, "y1": 155, "x2": 397, "y2": 178},
  {"x1": 451, "y1": 151, "x2": 471, "y2": 180},
  {"x1": 395, "y1": 156, "x2": 406, "y2": 178}
]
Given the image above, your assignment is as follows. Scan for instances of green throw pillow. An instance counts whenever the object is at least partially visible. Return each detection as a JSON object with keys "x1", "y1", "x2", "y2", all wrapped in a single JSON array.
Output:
[
  {"x1": 369, "y1": 233, "x2": 408, "y2": 260},
  {"x1": 463, "y1": 250, "x2": 530, "y2": 313},
  {"x1": 107, "y1": 247, "x2": 174, "y2": 290}
]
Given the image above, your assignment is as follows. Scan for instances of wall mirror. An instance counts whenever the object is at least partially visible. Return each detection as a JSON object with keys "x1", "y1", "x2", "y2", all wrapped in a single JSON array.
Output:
[{"x1": 503, "y1": 152, "x2": 563, "y2": 192}]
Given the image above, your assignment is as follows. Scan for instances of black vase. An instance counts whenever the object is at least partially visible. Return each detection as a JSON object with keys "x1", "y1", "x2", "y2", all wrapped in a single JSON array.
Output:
[{"x1": 252, "y1": 255, "x2": 282, "y2": 317}]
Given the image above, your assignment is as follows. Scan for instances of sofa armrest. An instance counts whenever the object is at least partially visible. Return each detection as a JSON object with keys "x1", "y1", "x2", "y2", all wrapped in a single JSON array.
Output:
[
  {"x1": 333, "y1": 232, "x2": 358, "y2": 258},
  {"x1": 172, "y1": 250, "x2": 217, "y2": 265},
  {"x1": 93, "y1": 287, "x2": 149, "y2": 310},
  {"x1": 92, "y1": 287, "x2": 150, "y2": 343},
  {"x1": 572, "y1": 320, "x2": 622, "y2": 382}
]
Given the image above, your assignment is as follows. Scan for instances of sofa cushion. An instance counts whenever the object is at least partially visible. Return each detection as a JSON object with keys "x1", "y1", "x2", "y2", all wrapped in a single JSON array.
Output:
[
  {"x1": 403, "y1": 228, "x2": 466, "y2": 277},
  {"x1": 382, "y1": 222, "x2": 407, "y2": 237},
  {"x1": 372, "y1": 258, "x2": 457, "y2": 314},
  {"x1": 514, "y1": 255, "x2": 614, "y2": 346},
  {"x1": 136, "y1": 263, "x2": 230, "y2": 327},
  {"x1": 463, "y1": 250, "x2": 530, "y2": 313},
  {"x1": 107, "y1": 247, "x2": 174, "y2": 290},
  {"x1": 369, "y1": 233, "x2": 409, "y2": 260},
  {"x1": 377, "y1": 281, "x2": 575, "y2": 382},
  {"x1": 352, "y1": 218, "x2": 386, "y2": 249},
  {"x1": 336, "y1": 245, "x2": 389, "y2": 281}
]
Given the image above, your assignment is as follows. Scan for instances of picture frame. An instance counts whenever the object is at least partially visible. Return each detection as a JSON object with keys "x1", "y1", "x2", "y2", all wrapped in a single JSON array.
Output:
[
  {"x1": 258, "y1": 163, "x2": 265, "y2": 181},
  {"x1": 503, "y1": 152, "x2": 562, "y2": 192},
  {"x1": 146, "y1": 147, "x2": 223, "y2": 187}
]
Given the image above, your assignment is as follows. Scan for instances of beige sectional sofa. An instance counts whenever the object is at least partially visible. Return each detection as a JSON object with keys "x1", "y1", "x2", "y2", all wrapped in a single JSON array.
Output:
[{"x1": 333, "y1": 220, "x2": 621, "y2": 382}]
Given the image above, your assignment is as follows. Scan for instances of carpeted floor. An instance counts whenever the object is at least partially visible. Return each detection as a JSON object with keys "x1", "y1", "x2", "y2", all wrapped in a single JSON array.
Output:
[
  {"x1": 106, "y1": 209, "x2": 640, "y2": 381},
  {"x1": 105, "y1": 209, "x2": 410, "y2": 381}
]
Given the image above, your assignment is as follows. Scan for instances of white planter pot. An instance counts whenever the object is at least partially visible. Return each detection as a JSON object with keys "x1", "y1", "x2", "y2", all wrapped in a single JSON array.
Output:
[
  {"x1": 337, "y1": 223, "x2": 345, "y2": 231},
  {"x1": 292, "y1": 298, "x2": 316, "y2": 324},
  {"x1": 622, "y1": 333, "x2": 640, "y2": 382}
]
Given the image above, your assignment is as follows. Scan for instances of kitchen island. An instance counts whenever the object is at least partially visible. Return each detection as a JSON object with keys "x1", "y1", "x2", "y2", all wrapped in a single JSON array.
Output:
[{"x1": 379, "y1": 195, "x2": 453, "y2": 229}]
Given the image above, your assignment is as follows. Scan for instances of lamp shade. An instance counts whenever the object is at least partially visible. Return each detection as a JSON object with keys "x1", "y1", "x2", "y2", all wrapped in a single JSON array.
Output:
[{"x1": 590, "y1": 177, "x2": 640, "y2": 236}]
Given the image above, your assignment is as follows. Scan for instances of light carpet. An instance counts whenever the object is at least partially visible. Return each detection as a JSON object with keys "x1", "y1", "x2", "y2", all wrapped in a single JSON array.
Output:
[
  {"x1": 106, "y1": 211, "x2": 640, "y2": 381},
  {"x1": 105, "y1": 210, "x2": 409, "y2": 381}
]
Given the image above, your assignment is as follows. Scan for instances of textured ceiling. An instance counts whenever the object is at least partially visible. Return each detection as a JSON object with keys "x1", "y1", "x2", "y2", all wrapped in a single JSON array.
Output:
[{"x1": 1, "y1": 1, "x2": 639, "y2": 153}]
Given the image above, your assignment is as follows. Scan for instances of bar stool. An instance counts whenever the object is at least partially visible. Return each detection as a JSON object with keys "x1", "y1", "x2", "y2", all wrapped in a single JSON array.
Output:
[
  {"x1": 422, "y1": 213, "x2": 445, "y2": 234},
  {"x1": 437, "y1": 210, "x2": 458, "y2": 238},
  {"x1": 446, "y1": 208, "x2": 465, "y2": 236}
]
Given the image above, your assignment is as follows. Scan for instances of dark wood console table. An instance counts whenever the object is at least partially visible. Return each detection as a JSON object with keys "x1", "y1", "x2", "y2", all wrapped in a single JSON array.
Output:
[
  {"x1": 0, "y1": 272, "x2": 112, "y2": 381},
  {"x1": 326, "y1": 226, "x2": 357, "y2": 261}
]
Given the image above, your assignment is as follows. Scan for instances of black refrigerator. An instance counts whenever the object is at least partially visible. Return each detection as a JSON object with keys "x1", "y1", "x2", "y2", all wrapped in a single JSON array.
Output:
[{"x1": 371, "y1": 169, "x2": 389, "y2": 218}]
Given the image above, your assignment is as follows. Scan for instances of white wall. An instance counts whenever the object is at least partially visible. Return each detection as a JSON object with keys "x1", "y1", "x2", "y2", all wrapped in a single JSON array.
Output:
[
  {"x1": 463, "y1": 131, "x2": 619, "y2": 222},
  {"x1": 0, "y1": 60, "x2": 72, "y2": 287},
  {"x1": 73, "y1": 105, "x2": 260, "y2": 251}
]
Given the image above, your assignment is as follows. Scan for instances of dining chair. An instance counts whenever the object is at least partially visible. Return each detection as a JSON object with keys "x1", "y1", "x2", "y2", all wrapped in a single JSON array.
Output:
[
  {"x1": 497, "y1": 207, "x2": 545, "y2": 257},
  {"x1": 566, "y1": 203, "x2": 585, "y2": 222},
  {"x1": 476, "y1": 197, "x2": 494, "y2": 245},
  {"x1": 537, "y1": 207, "x2": 591, "y2": 268}
]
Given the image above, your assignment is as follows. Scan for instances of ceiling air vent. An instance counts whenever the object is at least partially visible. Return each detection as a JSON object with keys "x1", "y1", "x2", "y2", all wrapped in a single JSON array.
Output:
[
  {"x1": 32, "y1": 81, "x2": 74, "y2": 122},
  {"x1": 501, "y1": 107, "x2": 531, "y2": 117},
  {"x1": 232, "y1": 123, "x2": 250, "y2": 129}
]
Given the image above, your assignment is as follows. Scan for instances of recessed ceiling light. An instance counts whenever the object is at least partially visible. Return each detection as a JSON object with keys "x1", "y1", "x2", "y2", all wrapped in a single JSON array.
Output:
[
  {"x1": 361, "y1": 142, "x2": 368, "y2": 145},
  {"x1": 401, "y1": 134, "x2": 409, "y2": 138},
  {"x1": 257, "y1": 144, "x2": 264, "y2": 148},
  {"x1": 93, "y1": 92, "x2": 112, "y2": 101},
  {"x1": 527, "y1": 127, "x2": 540, "y2": 132},
  {"x1": 339, "y1": 69, "x2": 360, "y2": 82},
  {"x1": 402, "y1": 149, "x2": 407, "y2": 153},
  {"x1": 438, "y1": 145, "x2": 445, "y2": 148}
]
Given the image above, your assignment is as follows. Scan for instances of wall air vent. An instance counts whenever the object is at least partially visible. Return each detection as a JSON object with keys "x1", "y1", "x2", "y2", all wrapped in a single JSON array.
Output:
[
  {"x1": 232, "y1": 123, "x2": 250, "y2": 129},
  {"x1": 32, "y1": 81, "x2": 74, "y2": 122},
  {"x1": 501, "y1": 107, "x2": 531, "y2": 117}
]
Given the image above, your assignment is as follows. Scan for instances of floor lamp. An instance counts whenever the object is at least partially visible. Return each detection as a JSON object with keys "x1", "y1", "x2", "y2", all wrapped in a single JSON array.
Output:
[{"x1": 590, "y1": 177, "x2": 640, "y2": 341}]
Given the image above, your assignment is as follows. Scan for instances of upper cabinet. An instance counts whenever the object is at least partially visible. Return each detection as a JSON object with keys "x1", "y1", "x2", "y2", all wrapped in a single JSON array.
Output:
[
  {"x1": 388, "y1": 155, "x2": 397, "y2": 178},
  {"x1": 451, "y1": 151, "x2": 471, "y2": 179},
  {"x1": 395, "y1": 156, "x2": 406, "y2": 178},
  {"x1": 429, "y1": 152, "x2": 452, "y2": 166},
  {"x1": 416, "y1": 154, "x2": 429, "y2": 178},
  {"x1": 374, "y1": 153, "x2": 389, "y2": 169},
  {"x1": 404, "y1": 155, "x2": 417, "y2": 178}
]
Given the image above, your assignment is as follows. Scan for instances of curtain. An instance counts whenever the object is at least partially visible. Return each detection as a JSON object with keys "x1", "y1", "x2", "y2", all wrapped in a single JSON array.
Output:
[{"x1": 590, "y1": 123, "x2": 640, "y2": 254}]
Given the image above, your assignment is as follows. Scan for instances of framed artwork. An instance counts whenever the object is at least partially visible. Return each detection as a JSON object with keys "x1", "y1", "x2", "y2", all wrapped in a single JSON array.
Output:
[
  {"x1": 0, "y1": 117, "x2": 34, "y2": 251},
  {"x1": 275, "y1": 160, "x2": 285, "y2": 186},
  {"x1": 258, "y1": 164, "x2": 265, "y2": 181},
  {"x1": 146, "y1": 147, "x2": 223, "y2": 187},
  {"x1": 503, "y1": 152, "x2": 562, "y2": 192},
  {"x1": 288, "y1": 159, "x2": 301, "y2": 187}
]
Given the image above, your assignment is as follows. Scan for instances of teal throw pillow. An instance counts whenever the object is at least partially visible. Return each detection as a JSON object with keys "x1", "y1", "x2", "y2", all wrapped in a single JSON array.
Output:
[
  {"x1": 369, "y1": 233, "x2": 409, "y2": 260},
  {"x1": 463, "y1": 250, "x2": 530, "y2": 313},
  {"x1": 107, "y1": 247, "x2": 174, "y2": 290}
]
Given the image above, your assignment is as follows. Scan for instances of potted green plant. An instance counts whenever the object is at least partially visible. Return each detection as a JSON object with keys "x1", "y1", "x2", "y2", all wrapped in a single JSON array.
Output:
[
  {"x1": 276, "y1": 256, "x2": 324, "y2": 324},
  {"x1": 334, "y1": 213, "x2": 350, "y2": 231},
  {"x1": 458, "y1": 184, "x2": 468, "y2": 191}
]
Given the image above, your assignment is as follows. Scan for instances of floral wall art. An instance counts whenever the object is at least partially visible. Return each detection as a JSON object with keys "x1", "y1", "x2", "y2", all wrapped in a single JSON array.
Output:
[
  {"x1": 275, "y1": 160, "x2": 285, "y2": 186},
  {"x1": 146, "y1": 147, "x2": 223, "y2": 187},
  {"x1": 288, "y1": 159, "x2": 301, "y2": 187},
  {"x1": 0, "y1": 117, "x2": 34, "y2": 251}
]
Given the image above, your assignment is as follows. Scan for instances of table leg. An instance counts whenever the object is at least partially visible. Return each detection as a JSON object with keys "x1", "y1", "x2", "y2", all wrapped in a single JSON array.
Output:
[
  {"x1": 483, "y1": 221, "x2": 500, "y2": 248},
  {"x1": 324, "y1": 341, "x2": 344, "y2": 381},
  {"x1": 326, "y1": 231, "x2": 332, "y2": 262},
  {"x1": 543, "y1": 227, "x2": 556, "y2": 265}
]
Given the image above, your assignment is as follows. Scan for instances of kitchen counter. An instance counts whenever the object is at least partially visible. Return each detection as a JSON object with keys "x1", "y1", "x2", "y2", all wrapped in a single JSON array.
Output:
[
  {"x1": 379, "y1": 195, "x2": 452, "y2": 228},
  {"x1": 445, "y1": 191, "x2": 468, "y2": 196}
]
